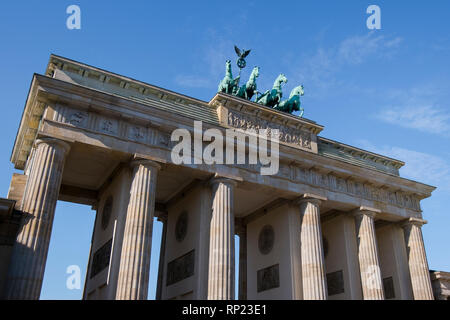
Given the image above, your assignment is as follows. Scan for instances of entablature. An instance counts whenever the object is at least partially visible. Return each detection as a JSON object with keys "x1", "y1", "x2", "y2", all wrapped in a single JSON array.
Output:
[{"x1": 11, "y1": 74, "x2": 436, "y2": 220}]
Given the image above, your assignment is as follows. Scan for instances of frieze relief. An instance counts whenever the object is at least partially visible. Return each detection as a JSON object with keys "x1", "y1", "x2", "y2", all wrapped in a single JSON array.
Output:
[
  {"x1": 227, "y1": 110, "x2": 312, "y2": 150},
  {"x1": 51, "y1": 104, "x2": 175, "y2": 150},
  {"x1": 50, "y1": 104, "x2": 421, "y2": 213},
  {"x1": 289, "y1": 163, "x2": 420, "y2": 212},
  {"x1": 53, "y1": 104, "x2": 89, "y2": 129},
  {"x1": 99, "y1": 117, "x2": 118, "y2": 135},
  {"x1": 128, "y1": 125, "x2": 146, "y2": 142},
  {"x1": 68, "y1": 111, "x2": 88, "y2": 127}
]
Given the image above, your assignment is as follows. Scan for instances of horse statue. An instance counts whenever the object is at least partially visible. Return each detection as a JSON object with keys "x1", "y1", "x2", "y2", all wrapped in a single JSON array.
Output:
[
  {"x1": 218, "y1": 60, "x2": 240, "y2": 94},
  {"x1": 274, "y1": 85, "x2": 305, "y2": 117},
  {"x1": 235, "y1": 66, "x2": 259, "y2": 100},
  {"x1": 256, "y1": 74, "x2": 288, "y2": 108}
]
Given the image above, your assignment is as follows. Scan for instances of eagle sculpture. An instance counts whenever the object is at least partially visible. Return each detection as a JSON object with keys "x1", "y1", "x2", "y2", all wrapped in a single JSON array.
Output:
[{"x1": 234, "y1": 45, "x2": 251, "y2": 59}]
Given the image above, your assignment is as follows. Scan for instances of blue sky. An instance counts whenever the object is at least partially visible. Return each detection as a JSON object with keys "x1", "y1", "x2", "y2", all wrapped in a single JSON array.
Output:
[{"x1": 0, "y1": 1, "x2": 449, "y2": 299}]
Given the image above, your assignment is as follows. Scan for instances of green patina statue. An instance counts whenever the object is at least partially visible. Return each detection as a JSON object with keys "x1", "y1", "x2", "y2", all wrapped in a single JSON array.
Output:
[
  {"x1": 217, "y1": 46, "x2": 306, "y2": 117},
  {"x1": 218, "y1": 60, "x2": 240, "y2": 95},
  {"x1": 236, "y1": 66, "x2": 259, "y2": 100},
  {"x1": 234, "y1": 46, "x2": 251, "y2": 70},
  {"x1": 256, "y1": 74, "x2": 288, "y2": 108},
  {"x1": 274, "y1": 85, "x2": 305, "y2": 117}
]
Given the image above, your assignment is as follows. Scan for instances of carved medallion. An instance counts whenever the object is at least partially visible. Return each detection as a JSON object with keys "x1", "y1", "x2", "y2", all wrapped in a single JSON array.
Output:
[
  {"x1": 101, "y1": 196, "x2": 113, "y2": 230},
  {"x1": 175, "y1": 211, "x2": 188, "y2": 242},
  {"x1": 258, "y1": 225, "x2": 275, "y2": 255}
]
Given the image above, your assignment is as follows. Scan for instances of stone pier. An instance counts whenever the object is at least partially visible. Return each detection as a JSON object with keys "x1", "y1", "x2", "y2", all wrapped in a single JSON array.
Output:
[
  {"x1": 353, "y1": 207, "x2": 384, "y2": 300},
  {"x1": 116, "y1": 159, "x2": 160, "y2": 300},
  {"x1": 4, "y1": 138, "x2": 70, "y2": 300},
  {"x1": 207, "y1": 178, "x2": 236, "y2": 300},
  {"x1": 298, "y1": 194, "x2": 328, "y2": 300},
  {"x1": 402, "y1": 218, "x2": 434, "y2": 300}
]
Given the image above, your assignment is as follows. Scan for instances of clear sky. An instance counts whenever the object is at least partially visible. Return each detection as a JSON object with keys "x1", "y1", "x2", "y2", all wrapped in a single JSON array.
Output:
[{"x1": 0, "y1": 1, "x2": 449, "y2": 299}]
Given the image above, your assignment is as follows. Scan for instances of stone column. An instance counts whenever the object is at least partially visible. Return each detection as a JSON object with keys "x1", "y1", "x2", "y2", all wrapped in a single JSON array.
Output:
[
  {"x1": 116, "y1": 159, "x2": 160, "y2": 300},
  {"x1": 298, "y1": 194, "x2": 328, "y2": 300},
  {"x1": 4, "y1": 138, "x2": 70, "y2": 300},
  {"x1": 353, "y1": 207, "x2": 384, "y2": 300},
  {"x1": 401, "y1": 218, "x2": 434, "y2": 300},
  {"x1": 236, "y1": 219, "x2": 247, "y2": 300},
  {"x1": 208, "y1": 177, "x2": 237, "y2": 300},
  {"x1": 155, "y1": 212, "x2": 167, "y2": 300}
]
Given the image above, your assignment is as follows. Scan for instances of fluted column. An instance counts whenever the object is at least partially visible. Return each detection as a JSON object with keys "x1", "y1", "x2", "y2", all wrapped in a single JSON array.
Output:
[
  {"x1": 155, "y1": 212, "x2": 167, "y2": 300},
  {"x1": 402, "y1": 218, "x2": 434, "y2": 300},
  {"x1": 353, "y1": 207, "x2": 384, "y2": 300},
  {"x1": 236, "y1": 220, "x2": 247, "y2": 300},
  {"x1": 298, "y1": 194, "x2": 328, "y2": 300},
  {"x1": 208, "y1": 177, "x2": 237, "y2": 300},
  {"x1": 116, "y1": 159, "x2": 160, "y2": 300},
  {"x1": 4, "y1": 138, "x2": 70, "y2": 300}
]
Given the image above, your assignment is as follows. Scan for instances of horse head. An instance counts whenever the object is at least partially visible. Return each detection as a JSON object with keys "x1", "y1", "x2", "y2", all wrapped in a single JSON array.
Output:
[
  {"x1": 252, "y1": 66, "x2": 260, "y2": 78},
  {"x1": 275, "y1": 74, "x2": 288, "y2": 86},
  {"x1": 290, "y1": 85, "x2": 305, "y2": 99},
  {"x1": 225, "y1": 60, "x2": 232, "y2": 76}
]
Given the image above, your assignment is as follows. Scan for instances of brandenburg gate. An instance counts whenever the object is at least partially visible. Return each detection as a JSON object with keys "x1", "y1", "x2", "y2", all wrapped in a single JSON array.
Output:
[{"x1": 0, "y1": 55, "x2": 436, "y2": 300}]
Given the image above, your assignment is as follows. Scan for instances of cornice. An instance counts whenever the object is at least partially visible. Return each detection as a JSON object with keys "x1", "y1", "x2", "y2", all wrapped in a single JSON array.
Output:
[{"x1": 47, "y1": 54, "x2": 210, "y2": 109}]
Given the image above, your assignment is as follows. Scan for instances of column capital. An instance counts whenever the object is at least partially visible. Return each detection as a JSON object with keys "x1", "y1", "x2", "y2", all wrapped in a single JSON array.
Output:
[
  {"x1": 400, "y1": 217, "x2": 427, "y2": 228},
  {"x1": 209, "y1": 175, "x2": 239, "y2": 188},
  {"x1": 35, "y1": 138, "x2": 71, "y2": 155},
  {"x1": 130, "y1": 158, "x2": 161, "y2": 170},
  {"x1": 296, "y1": 193, "x2": 327, "y2": 206},
  {"x1": 352, "y1": 206, "x2": 381, "y2": 219}
]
